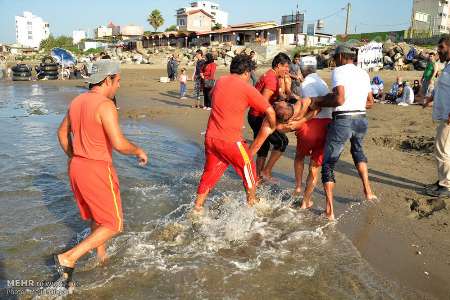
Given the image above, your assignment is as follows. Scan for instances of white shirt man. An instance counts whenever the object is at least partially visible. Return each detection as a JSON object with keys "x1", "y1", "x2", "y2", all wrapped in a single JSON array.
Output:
[{"x1": 397, "y1": 83, "x2": 414, "y2": 106}]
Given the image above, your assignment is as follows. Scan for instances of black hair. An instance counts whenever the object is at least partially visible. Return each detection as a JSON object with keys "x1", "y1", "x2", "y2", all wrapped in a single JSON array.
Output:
[
  {"x1": 204, "y1": 53, "x2": 214, "y2": 65},
  {"x1": 274, "y1": 102, "x2": 294, "y2": 123},
  {"x1": 250, "y1": 50, "x2": 255, "y2": 55},
  {"x1": 335, "y1": 52, "x2": 356, "y2": 61},
  {"x1": 293, "y1": 53, "x2": 301, "y2": 59},
  {"x1": 230, "y1": 54, "x2": 256, "y2": 75},
  {"x1": 88, "y1": 74, "x2": 117, "y2": 90},
  {"x1": 438, "y1": 34, "x2": 450, "y2": 46},
  {"x1": 196, "y1": 49, "x2": 203, "y2": 56},
  {"x1": 101, "y1": 54, "x2": 111, "y2": 59},
  {"x1": 272, "y1": 52, "x2": 291, "y2": 69}
]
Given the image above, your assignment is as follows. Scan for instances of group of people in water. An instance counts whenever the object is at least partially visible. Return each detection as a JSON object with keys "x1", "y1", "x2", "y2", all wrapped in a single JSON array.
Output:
[{"x1": 53, "y1": 42, "x2": 378, "y2": 288}]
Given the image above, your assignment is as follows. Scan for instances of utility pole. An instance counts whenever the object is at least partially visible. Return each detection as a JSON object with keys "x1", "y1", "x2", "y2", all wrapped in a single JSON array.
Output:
[
  {"x1": 345, "y1": 2, "x2": 351, "y2": 35},
  {"x1": 294, "y1": 2, "x2": 300, "y2": 44}
]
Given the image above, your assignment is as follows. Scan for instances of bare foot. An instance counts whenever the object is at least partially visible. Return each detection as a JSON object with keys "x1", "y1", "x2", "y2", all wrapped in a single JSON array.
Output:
[
  {"x1": 247, "y1": 197, "x2": 260, "y2": 207},
  {"x1": 193, "y1": 205, "x2": 204, "y2": 213},
  {"x1": 97, "y1": 253, "x2": 109, "y2": 265},
  {"x1": 260, "y1": 173, "x2": 278, "y2": 183},
  {"x1": 293, "y1": 188, "x2": 302, "y2": 197},
  {"x1": 325, "y1": 212, "x2": 335, "y2": 221},
  {"x1": 300, "y1": 201, "x2": 314, "y2": 210},
  {"x1": 57, "y1": 254, "x2": 75, "y2": 268},
  {"x1": 366, "y1": 194, "x2": 378, "y2": 202}
]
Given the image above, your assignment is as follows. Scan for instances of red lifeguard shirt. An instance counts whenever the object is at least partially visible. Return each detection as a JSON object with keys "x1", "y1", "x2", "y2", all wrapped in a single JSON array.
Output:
[
  {"x1": 206, "y1": 74, "x2": 270, "y2": 143},
  {"x1": 249, "y1": 69, "x2": 279, "y2": 117},
  {"x1": 69, "y1": 92, "x2": 113, "y2": 162}
]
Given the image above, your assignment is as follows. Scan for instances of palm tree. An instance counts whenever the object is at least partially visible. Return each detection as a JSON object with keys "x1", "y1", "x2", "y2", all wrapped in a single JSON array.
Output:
[{"x1": 148, "y1": 9, "x2": 164, "y2": 33}]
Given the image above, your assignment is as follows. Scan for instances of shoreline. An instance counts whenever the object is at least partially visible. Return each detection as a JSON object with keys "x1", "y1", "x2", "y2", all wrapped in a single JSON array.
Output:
[{"x1": 3, "y1": 67, "x2": 449, "y2": 298}]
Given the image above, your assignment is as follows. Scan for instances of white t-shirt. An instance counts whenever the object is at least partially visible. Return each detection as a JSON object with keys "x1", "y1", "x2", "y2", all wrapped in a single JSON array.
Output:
[
  {"x1": 433, "y1": 63, "x2": 450, "y2": 120},
  {"x1": 301, "y1": 73, "x2": 332, "y2": 119},
  {"x1": 332, "y1": 64, "x2": 371, "y2": 114}
]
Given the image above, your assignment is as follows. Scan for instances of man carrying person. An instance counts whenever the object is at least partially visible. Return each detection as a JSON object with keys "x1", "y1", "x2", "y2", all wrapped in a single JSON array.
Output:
[
  {"x1": 309, "y1": 43, "x2": 376, "y2": 220},
  {"x1": 423, "y1": 35, "x2": 450, "y2": 198},
  {"x1": 55, "y1": 60, "x2": 148, "y2": 284},
  {"x1": 247, "y1": 52, "x2": 291, "y2": 181},
  {"x1": 289, "y1": 56, "x2": 332, "y2": 209},
  {"x1": 192, "y1": 49, "x2": 205, "y2": 108},
  {"x1": 194, "y1": 54, "x2": 276, "y2": 212}
]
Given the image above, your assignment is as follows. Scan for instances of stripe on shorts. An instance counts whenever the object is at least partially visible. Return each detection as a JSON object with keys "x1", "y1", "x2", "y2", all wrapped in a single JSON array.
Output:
[
  {"x1": 107, "y1": 165, "x2": 122, "y2": 232},
  {"x1": 236, "y1": 141, "x2": 255, "y2": 189}
]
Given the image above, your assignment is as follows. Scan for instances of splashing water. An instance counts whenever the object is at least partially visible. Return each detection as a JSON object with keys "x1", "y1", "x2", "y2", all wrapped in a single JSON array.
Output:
[{"x1": 0, "y1": 83, "x2": 414, "y2": 300}]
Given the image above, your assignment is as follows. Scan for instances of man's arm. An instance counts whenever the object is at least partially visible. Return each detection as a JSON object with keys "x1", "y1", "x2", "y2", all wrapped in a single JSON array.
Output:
[
  {"x1": 366, "y1": 92, "x2": 374, "y2": 109},
  {"x1": 249, "y1": 118, "x2": 275, "y2": 157},
  {"x1": 98, "y1": 101, "x2": 148, "y2": 165},
  {"x1": 265, "y1": 105, "x2": 276, "y2": 130},
  {"x1": 311, "y1": 86, "x2": 345, "y2": 109},
  {"x1": 57, "y1": 113, "x2": 73, "y2": 158}
]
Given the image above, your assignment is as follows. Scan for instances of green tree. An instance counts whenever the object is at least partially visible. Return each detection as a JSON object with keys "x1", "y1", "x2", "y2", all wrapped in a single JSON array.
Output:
[
  {"x1": 165, "y1": 25, "x2": 177, "y2": 32},
  {"x1": 39, "y1": 35, "x2": 81, "y2": 54},
  {"x1": 148, "y1": 9, "x2": 164, "y2": 33},
  {"x1": 212, "y1": 23, "x2": 223, "y2": 30}
]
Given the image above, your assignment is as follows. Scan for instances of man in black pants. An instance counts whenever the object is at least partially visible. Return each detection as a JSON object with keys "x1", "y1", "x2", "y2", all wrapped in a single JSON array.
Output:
[{"x1": 247, "y1": 53, "x2": 291, "y2": 181}]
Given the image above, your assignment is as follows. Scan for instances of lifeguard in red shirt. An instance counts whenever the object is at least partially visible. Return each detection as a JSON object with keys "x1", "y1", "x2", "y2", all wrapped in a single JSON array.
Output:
[{"x1": 194, "y1": 54, "x2": 276, "y2": 212}]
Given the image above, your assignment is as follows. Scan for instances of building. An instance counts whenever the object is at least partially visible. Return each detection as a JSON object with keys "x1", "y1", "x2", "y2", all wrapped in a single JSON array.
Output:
[
  {"x1": 107, "y1": 22, "x2": 121, "y2": 36},
  {"x1": 95, "y1": 26, "x2": 113, "y2": 38},
  {"x1": 73, "y1": 30, "x2": 87, "y2": 45},
  {"x1": 79, "y1": 39, "x2": 109, "y2": 52},
  {"x1": 411, "y1": 0, "x2": 450, "y2": 35},
  {"x1": 176, "y1": 9, "x2": 214, "y2": 32},
  {"x1": 176, "y1": 1, "x2": 228, "y2": 30},
  {"x1": 120, "y1": 25, "x2": 144, "y2": 40},
  {"x1": 15, "y1": 11, "x2": 50, "y2": 49}
]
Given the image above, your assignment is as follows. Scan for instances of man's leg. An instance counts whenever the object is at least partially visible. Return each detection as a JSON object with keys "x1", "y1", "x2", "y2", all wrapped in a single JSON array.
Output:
[
  {"x1": 350, "y1": 119, "x2": 376, "y2": 200},
  {"x1": 294, "y1": 153, "x2": 305, "y2": 195},
  {"x1": 58, "y1": 225, "x2": 120, "y2": 268},
  {"x1": 435, "y1": 122, "x2": 450, "y2": 189},
  {"x1": 195, "y1": 142, "x2": 228, "y2": 211},
  {"x1": 261, "y1": 132, "x2": 288, "y2": 179},
  {"x1": 91, "y1": 221, "x2": 107, "y2": 263},
  {"x1": 301, "y1": 162, "x2": 320, "y2": 209},
  {"x1": 321, "y1": 120, "x2": 351, "y2": 220}
]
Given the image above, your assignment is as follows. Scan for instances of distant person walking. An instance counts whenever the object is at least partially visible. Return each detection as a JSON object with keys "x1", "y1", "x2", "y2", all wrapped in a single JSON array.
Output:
[
  {"x1": 192, "y1": 49, "x2": 205, "y2": 108},
  {"x1": 167, "y1": 54, "x2": 179, "y2": 81},
  {"x1": 309, "y1": 43, "x2": 376, "y2": 220},
  {"x1": 55, "y1": 60, "x2": 148, "y2": 286},
  {"x1": 250, "y1": 50, "x2": 258, "y2": 86},
  {"x1": 201, "y1": 53, "x2": 217, "y2": 110},
  {"x1": 179, "y1": 68, "x2": 188, "y2": 99},
  {"x1": 423, "y1": 35, "x2": 450, "y2": 197},
  {"x1": 289, "y1": 53, "x2": 303, "y2": 96}
]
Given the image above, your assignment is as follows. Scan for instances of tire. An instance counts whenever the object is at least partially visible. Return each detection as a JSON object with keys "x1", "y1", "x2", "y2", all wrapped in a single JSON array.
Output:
[
  {"x1": 40, "y1": 65, "x2": 58, "y2": 72},
  {"x1": 43, "y1": 71, "x2": 59, "y2": 76},
  {"x1": 12, "y1": 76, "x2": 31, "y2": 81},
  {"x1": 42, "y1": 56, "x2": 56, "y2": 64},
  {"x1": 11, "y1": 64, "x2": 30, "y2": 73},
  {"x1": 13, "y1": 71, "x2": 32, "y2": 77}
]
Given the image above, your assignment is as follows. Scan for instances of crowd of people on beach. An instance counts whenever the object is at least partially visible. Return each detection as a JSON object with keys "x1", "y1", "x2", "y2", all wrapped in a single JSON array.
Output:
[
  {"x1": 50, "y1": 35, "x2": 450, "y2": 290},
  {"x1": 370, "y1": 51, "x2": 443, "y2": 106}
]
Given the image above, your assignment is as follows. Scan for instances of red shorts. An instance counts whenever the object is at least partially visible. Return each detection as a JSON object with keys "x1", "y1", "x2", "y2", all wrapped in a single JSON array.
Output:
[
  {"x1": 69, "y1": 156, "x2": 123, "y2": 232},
  {"x1": 296, "y1": 118, "x2": 331, "y2": 166},
  {"x1": 197, "y1": 137, "x2": 257, "y2": 194}
]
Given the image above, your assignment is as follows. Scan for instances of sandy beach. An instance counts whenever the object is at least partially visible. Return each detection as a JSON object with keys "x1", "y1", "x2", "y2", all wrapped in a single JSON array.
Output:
[{"x1": 6, "y1": 65, "x2": 449, "y2": 299}]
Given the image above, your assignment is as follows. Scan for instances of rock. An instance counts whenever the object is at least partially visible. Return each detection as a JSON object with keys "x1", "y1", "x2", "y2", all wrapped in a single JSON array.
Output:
[
  {"x1": 226, "y1": 51, "x2": 235, "y2": 58},
  {"x1": 406, "y1": 63, "x2": 415, "y2": 71},
  {"x1": 409, "y1": 197, "x2": 446, "y2": 218},
  {"x1": 384, "y1": 56, "x2": 393, "y2": 65}
]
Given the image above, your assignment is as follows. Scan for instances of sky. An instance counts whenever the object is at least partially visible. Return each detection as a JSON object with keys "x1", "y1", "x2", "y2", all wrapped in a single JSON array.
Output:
[{"x1": 0, "y1": 0, "x2": 413, "y2": 43}]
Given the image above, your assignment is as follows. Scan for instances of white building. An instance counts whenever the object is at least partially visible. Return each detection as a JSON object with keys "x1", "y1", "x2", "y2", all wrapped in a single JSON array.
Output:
[
  {"x1": 15, "y1": 11, "x2": 50, "y2": 49},
  {"x1": 95, "y1": 26, "x2": 113, "y2": 38},
  {"x1": 177, "y1": 1, "x2": 228, "y2": 28},
  {"x1": 411, "y1": 0, "x2": 450, "y2": 35},
  {"x1": 73, "y1": 30, "x2": 87, "y2": 45}
]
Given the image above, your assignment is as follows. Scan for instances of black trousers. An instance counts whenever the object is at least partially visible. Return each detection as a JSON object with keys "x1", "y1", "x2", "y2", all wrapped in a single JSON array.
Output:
[
  {"x1": 203, "y1": 87, "x2": 212, "y2": 108},
  {"x1": 247, "y1": 113, "x2": 289, "y2": 158}
]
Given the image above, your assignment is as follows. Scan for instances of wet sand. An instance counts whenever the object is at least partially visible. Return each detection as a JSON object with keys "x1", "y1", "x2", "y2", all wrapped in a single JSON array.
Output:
[{"x1": 9, "y1": 65, "x2": 450, "y2": 299}]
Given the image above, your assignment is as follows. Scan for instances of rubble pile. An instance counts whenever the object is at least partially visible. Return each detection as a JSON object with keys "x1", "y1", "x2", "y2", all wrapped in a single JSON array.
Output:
[{"x1": 381, "y1": 41, "x2": 432, "y2": 71}]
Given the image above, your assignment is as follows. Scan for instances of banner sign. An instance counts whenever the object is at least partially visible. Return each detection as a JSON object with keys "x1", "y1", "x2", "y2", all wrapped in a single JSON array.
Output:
[{"x1": 357, "y1": 42, "x2": 383, "y2": 70}]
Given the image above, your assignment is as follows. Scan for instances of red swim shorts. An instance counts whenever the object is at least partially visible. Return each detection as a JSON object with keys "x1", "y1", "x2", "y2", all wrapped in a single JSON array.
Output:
[
  {"x1": 197, "y1": 137, "x2": 257, "y2": 194},
  {"x1": 69, "y1": 156, "x2": 123, "y2": 232},
  {"x1": 296, "y1": 118, "x2": 332, "y2": 166}
]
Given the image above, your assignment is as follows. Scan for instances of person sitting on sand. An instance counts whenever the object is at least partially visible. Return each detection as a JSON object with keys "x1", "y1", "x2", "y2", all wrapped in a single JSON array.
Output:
[
  {"x1": 385, "y1": 76, "x2": 402, "y2": 102},
  {"x1": 194, "y1": 54, "x2": 276, "y2": 212},
  {"x1": 308, "y1": 43, "x2": 377, "y2": 220},
  {"x1": 396, "y1": 81, "x2": 414, "y2": 106},
  {"x1": 371, "y1": 75, "x2": 384, "y2": 101}
]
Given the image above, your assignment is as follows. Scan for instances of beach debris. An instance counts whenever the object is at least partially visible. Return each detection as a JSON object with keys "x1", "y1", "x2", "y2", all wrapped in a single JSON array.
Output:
[{"x1": 408, "y1": 197, "x2": 446, "y2": 218}]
